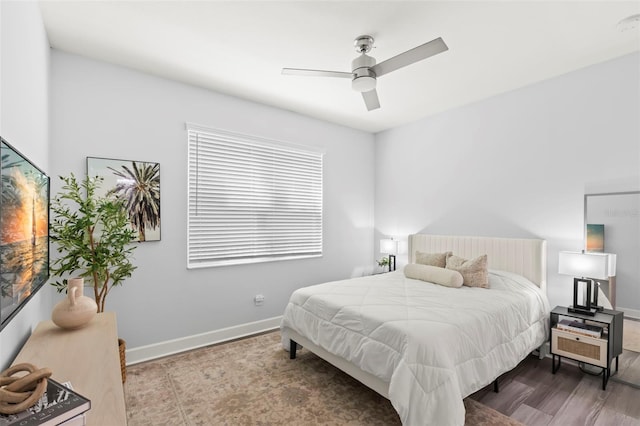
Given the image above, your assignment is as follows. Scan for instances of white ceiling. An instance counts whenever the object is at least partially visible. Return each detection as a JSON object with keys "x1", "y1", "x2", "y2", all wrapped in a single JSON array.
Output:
[{"x1": 38, "y1": 1, "x2": 640, "y2": 133}]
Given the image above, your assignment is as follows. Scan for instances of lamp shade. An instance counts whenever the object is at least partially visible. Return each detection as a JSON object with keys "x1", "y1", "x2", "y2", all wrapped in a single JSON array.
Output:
[
  {"x1": 558, "y1": 251, "x2": 611, "y2": 280},
  {"x1": 380, "y1": 238, "x2": 398, "y2": 254}
]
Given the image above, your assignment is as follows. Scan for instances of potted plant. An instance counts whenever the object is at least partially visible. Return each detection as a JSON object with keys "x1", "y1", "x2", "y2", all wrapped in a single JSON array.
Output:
[
  {"x1": 377, "y1": 256, "x2": 390, "y2": 273},
  {"x1": 49, "y1": 173, "x2": 137, "y2": 381}
]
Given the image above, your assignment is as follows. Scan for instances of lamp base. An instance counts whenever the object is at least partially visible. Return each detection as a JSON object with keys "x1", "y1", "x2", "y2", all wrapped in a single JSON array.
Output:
[
  {"x1": 568, "y1": 306, "x2": 597, "y2": 316},
  {"x1": 388, "y1": 254, "x2": 396, "y2": 272},
  {"x1": 571, "y1": 278, "x2": 597, "y2": 317}
]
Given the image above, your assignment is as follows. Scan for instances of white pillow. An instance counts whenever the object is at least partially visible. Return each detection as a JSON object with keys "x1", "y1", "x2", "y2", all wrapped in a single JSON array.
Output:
[
  {"x1": 446, "y1": 254, "x2": 489, "y2": 288},
  {"x1": 415, "y1": 251, "x2": 452, "y2": 268},
  {"x1": 404, "y1": 264, "x2": 464, "y2": 288}
]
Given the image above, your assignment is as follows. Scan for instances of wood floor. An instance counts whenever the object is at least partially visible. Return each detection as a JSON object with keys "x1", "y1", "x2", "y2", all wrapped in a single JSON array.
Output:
[{"x1": 469, "y1": 351, "x2": 640, "y2": 426}]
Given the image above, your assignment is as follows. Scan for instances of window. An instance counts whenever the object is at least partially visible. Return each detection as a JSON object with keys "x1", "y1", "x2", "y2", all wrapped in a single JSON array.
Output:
[{"x1": 187, "y1": 124, "x2": 323, "y2": 268}]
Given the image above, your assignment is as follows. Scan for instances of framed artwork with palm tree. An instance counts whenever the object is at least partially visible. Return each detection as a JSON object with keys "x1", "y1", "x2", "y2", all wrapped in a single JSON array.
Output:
[{"x1": 87, "y1": 157, "x2": 161, "y2": 242}]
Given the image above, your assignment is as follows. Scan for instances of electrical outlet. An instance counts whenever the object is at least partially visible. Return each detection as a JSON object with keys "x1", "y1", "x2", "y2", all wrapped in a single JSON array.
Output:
[{"x1": 254, "y1": 294, "x2": 265, "y2": 306}]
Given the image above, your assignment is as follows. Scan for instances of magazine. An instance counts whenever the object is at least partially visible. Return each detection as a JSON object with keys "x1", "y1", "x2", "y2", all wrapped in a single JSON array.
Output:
[{"x1": 557, "y1": 319, "x2": 603, "y2": 338}]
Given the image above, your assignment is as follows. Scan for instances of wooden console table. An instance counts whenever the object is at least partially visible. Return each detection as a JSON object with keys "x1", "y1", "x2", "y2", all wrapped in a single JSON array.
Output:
[{"x1": 12, "y1": 312, "x2": 127, "y2": 425}]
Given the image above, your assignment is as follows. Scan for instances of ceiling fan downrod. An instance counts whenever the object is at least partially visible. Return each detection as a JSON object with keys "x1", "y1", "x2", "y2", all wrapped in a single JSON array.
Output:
[
  {"x1": 354, "y1": 35, "x2": 374, "y2": 54},
  {"x1": 352, "y1": 35, "x2": 377, "y2": 93}
]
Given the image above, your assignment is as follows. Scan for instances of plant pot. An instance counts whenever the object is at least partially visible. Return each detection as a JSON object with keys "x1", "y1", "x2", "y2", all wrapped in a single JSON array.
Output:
[{"x1": 118, "y1": 338, "x2": 126, "y2": 383}]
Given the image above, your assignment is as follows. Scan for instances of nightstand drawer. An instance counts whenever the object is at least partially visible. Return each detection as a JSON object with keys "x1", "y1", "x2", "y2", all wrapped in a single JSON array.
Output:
[{"x1": 552, "y1": 328, "x2": 607, "y2": 367}]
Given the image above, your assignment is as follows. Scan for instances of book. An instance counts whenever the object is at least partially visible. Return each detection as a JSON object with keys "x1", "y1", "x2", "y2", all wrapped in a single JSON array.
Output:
[
  {"x1": 0, "y1": 379, "x2": 90, "y2": 426},
  {"x1": 557, "y1": 319, "x2": 603, "y2": 338},
  {"x1": 58, "y1": 413, "x2": 85, "y2": 426}
]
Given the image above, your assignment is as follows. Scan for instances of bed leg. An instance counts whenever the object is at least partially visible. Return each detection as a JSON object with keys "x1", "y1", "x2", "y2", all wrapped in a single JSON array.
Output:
[
  {"x1": 538, "y1": 344, "x2": 547, "y2": 360},
  {"x1": 289, "y1": 339, "x2": 297, "y2": 359},
  {"x1": 493, "y1": 378, "x2": 499, "y2": 393}
]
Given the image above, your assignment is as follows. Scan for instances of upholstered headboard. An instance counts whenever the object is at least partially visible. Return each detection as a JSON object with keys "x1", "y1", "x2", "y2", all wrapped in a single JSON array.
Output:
[{"x1": 408, "y1": 234, "x2": 547, "y2": 293}]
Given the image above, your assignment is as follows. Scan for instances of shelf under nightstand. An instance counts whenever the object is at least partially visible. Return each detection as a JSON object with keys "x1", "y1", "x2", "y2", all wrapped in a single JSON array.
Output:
[{"x1": 550, "y1": 306, "x2": 623, "y2": 390}]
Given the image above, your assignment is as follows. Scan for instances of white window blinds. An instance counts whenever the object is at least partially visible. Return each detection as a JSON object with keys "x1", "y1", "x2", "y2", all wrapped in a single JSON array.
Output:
[{"x1": 187, "y1": 124, "x2": 323, "y2": 268}]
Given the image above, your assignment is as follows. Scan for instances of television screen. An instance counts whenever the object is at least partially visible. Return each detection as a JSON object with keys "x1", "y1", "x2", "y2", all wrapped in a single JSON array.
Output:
[{"x1": 0, "y1": 137, "x2": 50, "y2": 331}]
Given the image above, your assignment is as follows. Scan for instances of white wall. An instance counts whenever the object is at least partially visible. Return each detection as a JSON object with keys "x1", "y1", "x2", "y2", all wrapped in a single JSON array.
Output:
[
  {"x1": 0, "y1": 1, "x2": 51, "y2": 369},
  {"x1": 49, "y1": 51, "x2": 375, "y2": 351},
  {"x1": 375, "y1": 52, "x2": 640, "y2": 310}
]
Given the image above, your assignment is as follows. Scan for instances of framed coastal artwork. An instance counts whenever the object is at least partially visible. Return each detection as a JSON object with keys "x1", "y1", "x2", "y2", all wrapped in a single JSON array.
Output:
[
  {"x1": 87, "y1": 157, "x2": 161, "y2": 242},
  {"x1": 0, "y1": 138, "x2": 50, "y2": 331},
  {"x1": 586, "y1": 224, "x2": 604, "y2": 253}
]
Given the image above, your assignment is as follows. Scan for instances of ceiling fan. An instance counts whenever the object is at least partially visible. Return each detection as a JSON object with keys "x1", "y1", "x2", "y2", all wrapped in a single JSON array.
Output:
[{"x1": 282, "y1": 35, "x2": 448, "y2": 111}]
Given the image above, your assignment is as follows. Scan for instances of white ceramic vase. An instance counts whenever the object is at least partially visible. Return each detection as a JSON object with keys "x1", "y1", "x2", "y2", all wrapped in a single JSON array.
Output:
[{"x1": 52, "y1": 277, "x2": 98, "y2": 329}]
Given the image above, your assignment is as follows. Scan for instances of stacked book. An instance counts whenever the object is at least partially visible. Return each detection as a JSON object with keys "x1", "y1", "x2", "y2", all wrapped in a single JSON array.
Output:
[
  {"x1": 557, "y1": 319, "x2": 603, "y2": 339},
  {"x1": 0, "y1": 379, "x2": 90, "y2": 426}
]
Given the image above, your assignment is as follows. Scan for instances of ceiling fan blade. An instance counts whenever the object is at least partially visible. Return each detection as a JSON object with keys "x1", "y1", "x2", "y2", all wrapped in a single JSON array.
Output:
[
  {"x1": 282, "y1": 68, "x2": 353, "y2": 79},
  {"x1": 371, "y1": 37, "x2": 448, "y2": 78},
  {"x1": 362, "y1": 89, "x2": 380, "y2": 111}
]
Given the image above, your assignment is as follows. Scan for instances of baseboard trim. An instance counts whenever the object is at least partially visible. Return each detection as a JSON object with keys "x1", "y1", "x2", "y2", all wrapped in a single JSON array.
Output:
[
  {"x1": 126, "y1": 316, "x2": 282, "y2": 365},
  {"x1": 617, "y1": 306, "x2": 640, "y2": 320}
]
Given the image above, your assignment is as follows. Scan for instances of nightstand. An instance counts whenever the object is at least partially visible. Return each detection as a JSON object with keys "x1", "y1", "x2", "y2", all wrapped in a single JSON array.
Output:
[{"x1": 550, "y1": 306, "x2": 623, "y2": 390}]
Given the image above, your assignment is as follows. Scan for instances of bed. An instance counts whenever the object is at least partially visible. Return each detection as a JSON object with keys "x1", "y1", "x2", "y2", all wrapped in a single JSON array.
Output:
[{"x1": 280, "y1": 234, "x2": 550, "y2": 426}]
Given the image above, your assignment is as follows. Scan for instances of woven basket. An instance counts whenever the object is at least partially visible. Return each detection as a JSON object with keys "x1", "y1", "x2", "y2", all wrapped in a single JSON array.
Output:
[
  {"x1": 558, "y1": 336, "x2": 601, "y2": 360},
  {"x1": 118, "y1": 338, "x2": 126, "y2": 383}
]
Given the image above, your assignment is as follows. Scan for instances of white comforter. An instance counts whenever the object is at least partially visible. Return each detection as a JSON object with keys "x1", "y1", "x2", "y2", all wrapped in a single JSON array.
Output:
[{"x1": 280, "y1": 269, "x2": 550, "y2": 426}]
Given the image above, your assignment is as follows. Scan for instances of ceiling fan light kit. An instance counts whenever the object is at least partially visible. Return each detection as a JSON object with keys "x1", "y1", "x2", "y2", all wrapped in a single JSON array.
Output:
[
  {"x1": 351, "y1": 53, "x2": 377, "y2": 93},
  {"x1": 282, "y1": 34, "x2": 448, "y2": 111}
]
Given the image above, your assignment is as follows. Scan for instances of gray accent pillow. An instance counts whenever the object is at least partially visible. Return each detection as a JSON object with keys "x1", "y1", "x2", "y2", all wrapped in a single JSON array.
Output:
[
  {"x1": 404, "y1": 264, "x2": 464, "y2": 288},
  {"x1": 415, "y1": 251, "x2": 452, "y2": 268},
  {"x1": 446, "y1": 254, "x2": 489, "y2": 288}
]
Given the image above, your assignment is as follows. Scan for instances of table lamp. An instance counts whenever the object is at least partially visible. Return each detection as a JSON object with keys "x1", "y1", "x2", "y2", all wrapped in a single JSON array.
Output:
[
  {"x1": 558, "y1": 251, "x2": 615, "y2": 316},
  {"x1": 380, "y1": 238, "x2": 398, "y2": 272}
]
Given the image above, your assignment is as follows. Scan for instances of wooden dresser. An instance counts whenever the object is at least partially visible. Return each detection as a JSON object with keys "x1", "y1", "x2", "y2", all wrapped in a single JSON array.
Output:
[{"x1": 12, "y1": 312, "x2": 127, "y2": 425}]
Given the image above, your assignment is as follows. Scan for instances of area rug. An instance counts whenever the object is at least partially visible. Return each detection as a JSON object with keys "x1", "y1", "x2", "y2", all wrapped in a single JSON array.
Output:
[
  {"x1": 124, "y1": 331, "x2": 522, "y2": 425},
  {"x1": 624, "y1": 318, "x2": 640, "y2": 353}
]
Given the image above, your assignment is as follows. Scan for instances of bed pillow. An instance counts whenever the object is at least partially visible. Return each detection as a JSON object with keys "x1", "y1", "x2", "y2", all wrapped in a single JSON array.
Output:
[
  {"x1": 415, "y1": 251, "x2": 452, "y2": 268},
  {"x1": 445, "y1": 254, "x2": 489, "y2": 288},
  {"x1": 404, "y1": 264, "x2": 464, "y2": 288}
]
